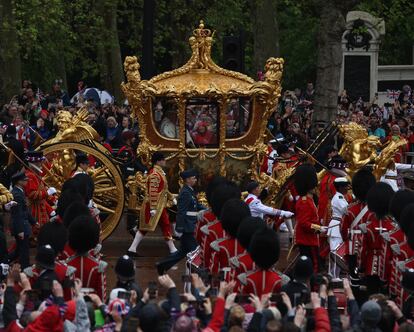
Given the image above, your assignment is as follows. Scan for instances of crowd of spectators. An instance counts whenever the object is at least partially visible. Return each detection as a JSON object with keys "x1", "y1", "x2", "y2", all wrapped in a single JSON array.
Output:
[{"x1": 267, "y1": 84, "x2": 414, "y2": 160}]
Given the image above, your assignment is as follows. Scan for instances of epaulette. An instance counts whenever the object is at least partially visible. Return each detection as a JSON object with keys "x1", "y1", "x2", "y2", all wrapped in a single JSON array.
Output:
[
  {"x1": 229, "y1": 256, "x2": 240, "y2": 268},
  {"x1": 98, "y1": 260, "x2": 108, "y2": 273},
  {"x1": 359, "y1": 223, "x2": 367, "y2": 234},
  {"x1": 23, "y1": 266, "x2": 34, "y2": 278},
  {"x1": 66, "y1": 265, "x2": 77, "y2": 276},
  {"x1": 200, "y1": 225, "x2": 209, "y2": 235},
  {"x1": 237, "y1": 273, "x2": 247, "y2": 286},
  {"x1": 381, "y1": 232, "x2": 391, "y2": 242},
  {"x1": 93, "y1": 244, "x2": 102, "y2": 255},
  {"x1": 210, "y1": 240, "x2": 220, "y2": 252},
  {"x1": 278, "y1": 272, "x2": 290, "y2": 285},
  {"x1": 396, "y1": 260, "x2": 406, "y2": 272},
  {"x1": 391, "y1": 243, "x2": 401, "y2": 255}
]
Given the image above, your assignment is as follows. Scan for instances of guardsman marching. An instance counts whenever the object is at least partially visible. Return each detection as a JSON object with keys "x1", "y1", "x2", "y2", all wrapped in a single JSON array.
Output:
[
  {"x1": 359, "y1": 182, "x2": 395, "y2": 295},
  {"x1": 128, "y1": 152, "x2": 177, "y2": 256},
  {"x1": 293, "y1": 164, "x2": 326, "y2": 272},
  {"x1": 340, "y1": 168, "x2": 376, "y2": 281},
  {"x1": 210, "y1": 199, "x2": 250, "y2": 276},
  {"x1": 238, "y1": 228, "x2": 282, "y2": 297},
  {"x1": 66, "y1": 215, "x2": 107, "y2": 301}
]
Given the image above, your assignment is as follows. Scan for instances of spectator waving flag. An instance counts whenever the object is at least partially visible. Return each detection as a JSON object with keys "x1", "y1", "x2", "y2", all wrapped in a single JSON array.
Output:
[{"x1": 387, "y1": 89, "x2": 400, "y2": 100}]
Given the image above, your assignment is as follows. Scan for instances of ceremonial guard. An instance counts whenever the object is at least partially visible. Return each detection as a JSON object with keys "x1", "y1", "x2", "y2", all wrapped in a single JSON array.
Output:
[
  {"x1": 128, "y1": 152, "x2": 177, "y2": 256},
  {"x1": 360, "y1": 182, "x2": 395, "y2": 295},
  {"x1": 340, "y1": 167, "x2": 376, "y2": 280},
  {"x1": 293, "y1": 163, "x2": 325, "y2": 272},
  {"x1": 244, "y1": 181, "x2": 294, "y2": 233},
  {"x1": 115, "y1": 255, "x2": 142, "y2": 298},
  {"x1": 156, "y1": 169, "x2": 205, "y2": 275},
  {"x1": 238, "y1": 228, "x2": 282, "y2": 297},
  {"x1": 72, "y1": 153, "x2": 89, "y2": 176},
  {"x1": 24, "y1": 151, "x2": 56, "y2": 233},
  {"x1": 229, "y1": 217, "x2": 266, "y2": 276},
  {"x1": 200, "y1": 181, "x2": 240, "y2": 270},
  {"x1": 388, "y1": 191, "x2": 414, "y2": 306},
  {"x1": 327, "y1": 177, "x2": 350, "y2": 278},
  {"x1": 37, "y1": 221, "x2": 76, "y2": 300},
  {"x1": 9, "y1": 171, "x2": 35, "y2": 268},
  {"x1": 66, "y1": 215, "x2": 107, "y2": 301},
  {"x1": 210, "y1": 199, "x2": 250, "y2": 275}
]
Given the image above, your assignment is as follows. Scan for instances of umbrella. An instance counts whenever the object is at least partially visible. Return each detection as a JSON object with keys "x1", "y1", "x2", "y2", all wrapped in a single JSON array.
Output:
[
  {"x1": 84, "y1": 88, "x2": 101, "y2": 105},
  {"x1": 100, "y1": 90, "x2": 114, "y2": 104}
]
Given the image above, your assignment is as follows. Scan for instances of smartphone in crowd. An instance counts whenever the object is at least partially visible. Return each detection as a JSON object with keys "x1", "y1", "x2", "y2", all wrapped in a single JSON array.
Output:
[{"x1": 148, "y1": 281, "x2": 157, "y2": 299}]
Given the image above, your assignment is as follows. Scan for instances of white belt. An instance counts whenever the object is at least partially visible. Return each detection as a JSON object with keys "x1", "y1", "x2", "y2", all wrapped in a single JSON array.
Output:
[
  {"x1": 350, "y1": 230, "x2": 361, "y2": 234},
  {"x1": 186, "y1": 212, "x2": 198, "y2": 216}
]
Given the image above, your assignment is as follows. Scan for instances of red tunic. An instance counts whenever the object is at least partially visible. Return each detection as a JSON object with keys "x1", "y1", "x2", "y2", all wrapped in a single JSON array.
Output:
[
  {"x1": 195, "y1": 210, "x2": 216, "y2": 245},
  {"x1": 202, "y1": 221, "x2": 225, "y2": 271},
  {"x1": 388, "y1": 229, "x2": 414, "y2": 307},
  {"x1": 359, "y1": 216, "x2": 394, "y2": 278},
  {"x1": 210, "y1": 237, "x2": 245, "y2": 275},
  {"x1": 318, "y1": 173, "x2": 336, "y2": 226},
  {"x1": 24, "y1": 260, "x2": 75, "y2": 301},
  {"x1": 24, "y1": 168, "x2": 52, "y2": 227},
  {"x1": 239, "y1": 270, "x2": 282, "y2": 297},
  {"x1": 340, "y1": 201, "x2": 372, "y2": 256},
  {"x1": 295, "y1": 195, "x2": 319, "y2": 247},
  {"x1": 66, "y1": 254, "x2": 107, "y2": 302}
]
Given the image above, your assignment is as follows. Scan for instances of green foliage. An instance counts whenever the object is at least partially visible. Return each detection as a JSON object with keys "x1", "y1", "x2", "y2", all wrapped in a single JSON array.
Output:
[{"x1": 357, "y1": 0, "x2": 414, "y2": 65}]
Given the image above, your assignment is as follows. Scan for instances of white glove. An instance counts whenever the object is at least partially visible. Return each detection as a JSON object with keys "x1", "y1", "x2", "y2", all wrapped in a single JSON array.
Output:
[
  {"x1": 150, "y1": 209, "x2": 156, "y2": 217},
  {"x1": 280, "y1": 210, "x2": 294, "y2": 218},
  {"x1": 320, "y1": 226, "x2": 328, "y2": 233},
  {"x1": 47, "y1": 187, "x2": 57, "y2": 196},
  {"x1": 172, "y1": 198, "x2": 177, "y2": 206},
  {"x1": 4, "y1": 201, "x2": 17, "y2": 211}
]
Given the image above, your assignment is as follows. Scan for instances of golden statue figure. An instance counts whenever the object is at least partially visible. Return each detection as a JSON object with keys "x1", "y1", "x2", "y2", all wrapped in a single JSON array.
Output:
[
  {"x1": 0, "y1": 183, "x2": 13, "y2": 205},
  {"x1": 372, "y1": 138, "x2": 408, "y2": 180},
  {"x1": 338, "y1": 122, "x2": 381, "y2": 176}
]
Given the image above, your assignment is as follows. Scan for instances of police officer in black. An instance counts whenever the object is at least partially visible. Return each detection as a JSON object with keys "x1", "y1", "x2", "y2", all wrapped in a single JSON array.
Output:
[{"x1": 156, "y1": 168, "x2": 205, "y2": 275}]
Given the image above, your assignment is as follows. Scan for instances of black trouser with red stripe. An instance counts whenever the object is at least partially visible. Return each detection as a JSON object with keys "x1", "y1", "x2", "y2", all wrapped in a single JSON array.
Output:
[{"x1": 299, "y1": 245, "x2": 321, "y2": 273}]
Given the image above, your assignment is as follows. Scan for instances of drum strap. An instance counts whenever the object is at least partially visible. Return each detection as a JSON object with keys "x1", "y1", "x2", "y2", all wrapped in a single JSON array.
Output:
[{"x1": 348, "y1": 206, "x2": 368, "y2": 255}]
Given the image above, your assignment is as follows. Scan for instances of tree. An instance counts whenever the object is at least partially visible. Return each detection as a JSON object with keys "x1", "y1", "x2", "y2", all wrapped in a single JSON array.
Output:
[
  {"x1": 252, "y1": 0, "x2": 280, "y2": 75},
  {"x1": 0, "y1": 0, "x2": 21, "y2": 105}
]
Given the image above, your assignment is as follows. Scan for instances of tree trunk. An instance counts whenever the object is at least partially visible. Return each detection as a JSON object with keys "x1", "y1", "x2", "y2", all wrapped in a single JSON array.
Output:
[
  {"x1": 106, "y1": 0, "x2": 124, "y2": 103},
  {"x1": 0, "y1": 0, "x2": 21, "y2": 105},
  {"x1": 253, "y1": 0, "x2": 280, "y2": 76},
  {"x1": 313, "y1": 0, "x2": 358, "y2": 123}
]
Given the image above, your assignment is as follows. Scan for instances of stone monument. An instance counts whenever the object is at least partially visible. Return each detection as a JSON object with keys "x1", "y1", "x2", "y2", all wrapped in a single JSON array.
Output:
[{"x1": 339, "y1": 11, "x2": 385, "y2": 102}]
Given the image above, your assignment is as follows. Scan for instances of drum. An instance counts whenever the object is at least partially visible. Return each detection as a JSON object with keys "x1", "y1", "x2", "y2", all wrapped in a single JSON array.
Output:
[
  {"x1": 186, "y1": 246, "x2": 202, "y2": 273},
  {"x1": 330, "y1": 242, "x2": 349, "y2": 272}
]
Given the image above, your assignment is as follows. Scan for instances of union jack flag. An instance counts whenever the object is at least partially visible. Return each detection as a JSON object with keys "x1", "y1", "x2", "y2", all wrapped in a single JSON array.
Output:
[{"x1": 386, "y1": 89, "x2": 400, "y2": 100}]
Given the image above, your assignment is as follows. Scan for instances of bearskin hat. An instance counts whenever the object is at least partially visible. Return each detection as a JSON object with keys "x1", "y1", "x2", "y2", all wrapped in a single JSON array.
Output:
[
  {"x1": 367, "y1": 182, "x2": 394, "y2": 219},
  {"x1": 401, "y1": 268, "x2": 414, "y2": 292},
  {"x1": 389, "y1": 190, "x2": 414, "y2": 224},
  {"x1": 56, "y1": 189, "x2": 83, "y2": 218},
  {"x1": 294, "y1": 163, "x2": 318, "y2": 196},
  {"x1": 400, "y1": 203, "x2": 414, "y2": 244},
  {"x1": 237, "y1": 217, "x2": 266, "y2": 250},
  {"x1": 249, "y1": 228, "x2": 280, "y2": 270},
  {"x1": 210, "y1": 180, "x2": 241, "y2": 217},
  {"x1": 220, "y1": 199, "x2": 251, "y2": 238},
  {"x1": 352, "y1": 167, "x2": 376, "y2": 202},
  {"x1": 206, "y1": 176, "x2": 227, "y2": 206},
  {"x1": 63, "y1": 201, "x2": 90, "y2": 228},
  {"x1": 294, "y1": 255, "x2": 314, "y2": 281},
  {"x1": 37, "y1": 221, "x2": 68, "y2": 254},
  {"x1": 72, "y1": 173, "x2": 95, "y2": 203},
  {"x1": 115, "y1": 255, "x2": 135, "y2": 279},
  {"x1": 68, "y1": 215, "x2": 99, "y2": 254}
]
